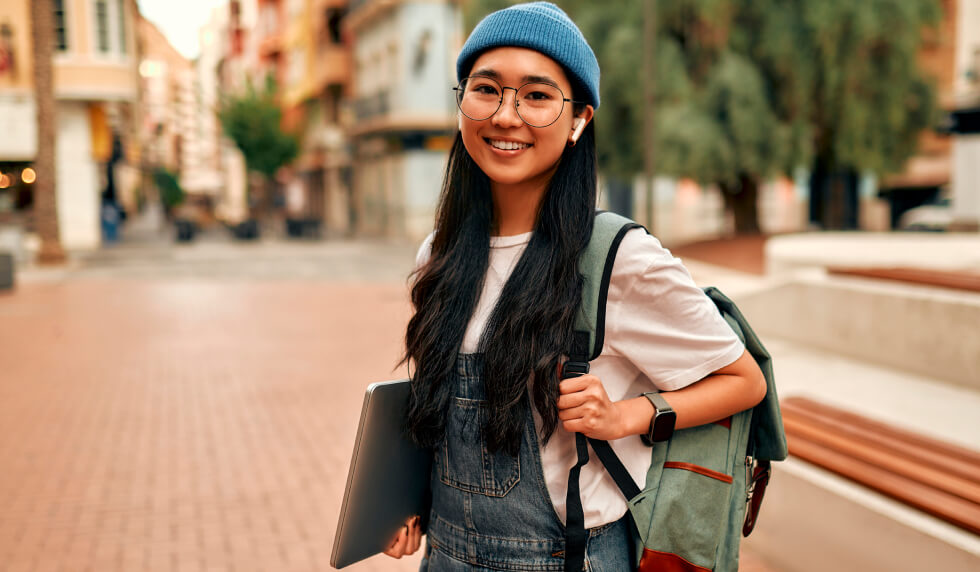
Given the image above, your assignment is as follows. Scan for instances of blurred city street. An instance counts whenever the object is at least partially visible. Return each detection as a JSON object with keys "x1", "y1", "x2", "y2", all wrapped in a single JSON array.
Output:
[
  {"x1": 3, "y1": 0, "x2": 980, "y2": 570},
  {"x1": 0, "y1": 223, "x2": 790, "y2": 572}
]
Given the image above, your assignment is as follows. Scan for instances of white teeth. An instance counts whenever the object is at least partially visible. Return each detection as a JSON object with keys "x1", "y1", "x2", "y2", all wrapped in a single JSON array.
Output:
[{"x1": 488, "y1": 139, "x2": 530, "y2": 151}]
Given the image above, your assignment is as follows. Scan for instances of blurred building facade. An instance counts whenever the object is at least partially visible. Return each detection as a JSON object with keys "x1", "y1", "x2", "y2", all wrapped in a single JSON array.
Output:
[
  {"x1": 0, "y1": 0, "x2": 140, "y2": 250},
  {"x1": 278, "y1": 0, "x2": 354, "y2": 236},
  {"x1": 346, "y1": 0, "x2": 460, "y2": 240},
  {"x1": 949, "y1": 0, "x2": 980, "y2": 230},
  {"x1": 0, "y1": 0, "x2": 38, "y2": 232},
  {"x1": 195, "y1": 0, "x2": 260, "y2": 224},
  {"x1": 137, "y1": 16, "x2": 209, "y2": 206}
]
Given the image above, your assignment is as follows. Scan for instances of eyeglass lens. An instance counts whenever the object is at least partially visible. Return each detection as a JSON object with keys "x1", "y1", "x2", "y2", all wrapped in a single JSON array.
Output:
[{"x1": 456, "y1": 77, "x2": 565, "y2": 127}]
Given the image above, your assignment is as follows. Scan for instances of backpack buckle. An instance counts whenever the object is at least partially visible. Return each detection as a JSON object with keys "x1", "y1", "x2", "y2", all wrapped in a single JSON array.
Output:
[{"x1": 560, "y1": 361, "x2": 590, "y2": 379}]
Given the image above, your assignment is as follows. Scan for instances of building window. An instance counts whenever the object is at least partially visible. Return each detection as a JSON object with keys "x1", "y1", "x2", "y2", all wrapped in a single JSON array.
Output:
[
  {"x1": 116, "y1": 0, "x2": 127, "y2": 54},
  {"x1": 95, "y1": 0, "x2": 110, "y2": 52},
  {"x1": 53, "y1": 0, "x2": 68, "y2": 51},
  {"x1": 325, "y1": 8, "x2": 344, "y2": 45}
]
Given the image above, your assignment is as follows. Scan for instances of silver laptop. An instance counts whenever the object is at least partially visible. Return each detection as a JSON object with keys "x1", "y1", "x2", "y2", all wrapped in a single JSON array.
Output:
[{"x1": 331, "y1": 379, "x2": 431, "y2": 569}]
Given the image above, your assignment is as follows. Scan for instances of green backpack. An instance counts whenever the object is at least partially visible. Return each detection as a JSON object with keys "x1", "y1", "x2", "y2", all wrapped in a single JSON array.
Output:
[{"x1": 562, "y1": 211, "x2": 789, "y2": 572}]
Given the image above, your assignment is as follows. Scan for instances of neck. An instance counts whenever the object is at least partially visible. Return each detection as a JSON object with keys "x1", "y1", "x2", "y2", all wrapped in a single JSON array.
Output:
[{"x1": 490, "y1": 169, "x2": 556, "y2": 236}]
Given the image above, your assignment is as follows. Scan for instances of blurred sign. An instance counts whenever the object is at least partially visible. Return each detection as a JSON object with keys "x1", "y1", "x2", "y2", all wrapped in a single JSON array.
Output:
[{"x1": 0, "y1": 95, "x2": 37, "y2": 160}]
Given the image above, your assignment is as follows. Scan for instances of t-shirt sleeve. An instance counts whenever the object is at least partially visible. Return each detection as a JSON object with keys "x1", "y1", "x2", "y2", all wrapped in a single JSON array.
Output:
[
  {"x1": 415, "y1": 231, "x2": 435, "y2": 270},
  {"x1": 604, "y1": 229, "x2": 744, "y2": 392}
]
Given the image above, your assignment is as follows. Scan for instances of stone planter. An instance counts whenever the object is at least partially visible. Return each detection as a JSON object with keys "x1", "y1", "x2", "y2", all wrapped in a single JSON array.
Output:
[
  {"x1": 175, "y1": 219, "x2": 197, "y2": 242},
  {"x1": 232, "y1": 219, "x2": 260, "y2": 240}
]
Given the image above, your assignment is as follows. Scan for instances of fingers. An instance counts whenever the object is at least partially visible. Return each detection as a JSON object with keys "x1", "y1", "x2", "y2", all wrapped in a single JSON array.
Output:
[
  {"x1": 384, "y1": 524, "x2": 409, "y2": 558},
  {"x1": 383, "y1": 516, "x2": 422, "y2": 559},
  {"x1": 557, "y1": 401, "x2": 593, "y2": 421},
  {"x1": 556, "y1": 391, "x2": 588, "y2": 411},
  {"x1": 558, "y1": 375, "x2": 595, "y2": 394},
  {"x1": 562, "y1": 418, "x2": 585, "y2": 434},
  {"x1": 409, "y1": 516, "x2": 422, "y2": 553}
]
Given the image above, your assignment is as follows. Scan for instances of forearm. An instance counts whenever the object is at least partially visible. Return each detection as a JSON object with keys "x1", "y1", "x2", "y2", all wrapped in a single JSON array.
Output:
[{"x1": 612, "y1": 351, "x2": 767, "y2": 439}]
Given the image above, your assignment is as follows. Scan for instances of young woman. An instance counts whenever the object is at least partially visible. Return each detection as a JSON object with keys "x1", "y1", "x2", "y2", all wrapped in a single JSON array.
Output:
[{"x1": 387, "y1": 3, "x2": 767, "y2": 570}]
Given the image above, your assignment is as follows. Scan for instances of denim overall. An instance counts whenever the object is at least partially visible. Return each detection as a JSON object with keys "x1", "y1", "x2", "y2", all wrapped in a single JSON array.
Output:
[{"x1": 420, "y1": 354, "x2": 631, "y2": 572}]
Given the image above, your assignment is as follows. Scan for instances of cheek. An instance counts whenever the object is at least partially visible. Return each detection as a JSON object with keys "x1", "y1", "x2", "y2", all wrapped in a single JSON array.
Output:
[{"x1": 459, "y1": 119, "x2": 481, "y2": 151}]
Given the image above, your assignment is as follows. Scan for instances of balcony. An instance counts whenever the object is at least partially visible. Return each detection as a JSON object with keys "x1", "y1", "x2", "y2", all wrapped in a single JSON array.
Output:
[
  {"x1": 258, "y1": 34, "x2": 283, "y2": 59},
  {"x1": 313, "y1": 45, "x2": 351, "y2": 93}
]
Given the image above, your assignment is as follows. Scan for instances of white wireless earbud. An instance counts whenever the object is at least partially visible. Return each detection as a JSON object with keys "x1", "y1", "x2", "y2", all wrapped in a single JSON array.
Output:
[{"x1": 570, "y1": 118, "x2": 587, "y2": 144}]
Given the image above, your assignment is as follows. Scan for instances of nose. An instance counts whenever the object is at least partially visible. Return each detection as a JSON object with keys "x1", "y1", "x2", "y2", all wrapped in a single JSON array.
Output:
[{"x1": 491, "y1": 87, "x2": 524, "y2": 129}]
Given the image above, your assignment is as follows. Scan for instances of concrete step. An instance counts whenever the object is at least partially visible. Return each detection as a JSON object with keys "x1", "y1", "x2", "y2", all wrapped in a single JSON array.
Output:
[
  {"x1": 765, "y1": 232, "x2": 980, "y2": 277},
  {"x1": 735, "y1": 270, "x2": 980, "y2": 391}
]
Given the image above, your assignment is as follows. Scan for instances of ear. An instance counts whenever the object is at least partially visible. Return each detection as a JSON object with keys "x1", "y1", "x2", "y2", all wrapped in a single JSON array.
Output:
[{"x1": 568, "y1": 105, "x2": 595, "y2": 145}]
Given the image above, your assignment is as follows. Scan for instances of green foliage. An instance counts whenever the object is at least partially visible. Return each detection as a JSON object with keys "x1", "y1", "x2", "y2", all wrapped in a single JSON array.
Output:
[
  {"x1": 217, "y1": 77, "x2": 300, "y2": 180},
  {"x1": 793, "y1": 0, "x2": 942, "y2": 173},
  {"x1": 153, "y1": 168, "x2": 184, "y2": 209}
]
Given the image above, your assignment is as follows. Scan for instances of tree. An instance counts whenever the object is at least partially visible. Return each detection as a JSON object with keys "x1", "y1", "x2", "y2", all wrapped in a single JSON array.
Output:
[
  {"x1": 785, "y1": 0, "x2": 942, "y2": 229},
  {"x1": 30, "y1": 0, "x2": 65, "y2": 263},
  {"x1": 217, "y1": 77, "x2": 299, "y2": 217},
  {"x1": 153, "y1": 168, "x2": 185, "y2": 216}
]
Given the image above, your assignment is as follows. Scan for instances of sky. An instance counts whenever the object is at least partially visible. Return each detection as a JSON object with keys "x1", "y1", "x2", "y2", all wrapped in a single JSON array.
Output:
[{"x1": 137, "y1": 0, "x2": 229, "y2": 60}]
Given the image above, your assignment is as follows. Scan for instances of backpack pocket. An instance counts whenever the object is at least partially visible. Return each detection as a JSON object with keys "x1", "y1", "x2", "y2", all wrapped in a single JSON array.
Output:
[
  {"x1": 438, "y1": 397, "x2": 521, "y2": 497},
  {"x1": 627, "y1": 424, "x2": 736, "y2": 571}
]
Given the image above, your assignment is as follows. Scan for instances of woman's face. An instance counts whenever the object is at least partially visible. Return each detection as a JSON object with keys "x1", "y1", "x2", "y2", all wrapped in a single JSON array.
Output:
[{"x1": 458, "y1": 47, "x2": 593, "y2": 189}]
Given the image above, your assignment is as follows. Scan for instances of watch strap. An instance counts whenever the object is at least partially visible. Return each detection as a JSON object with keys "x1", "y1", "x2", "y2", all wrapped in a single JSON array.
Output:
[
  {"x1": 641, "y1": 391, "x2": 676, "y2": 445},
  {"x1": 642, "y1": 391, "x2": 672, "y2": 414}
]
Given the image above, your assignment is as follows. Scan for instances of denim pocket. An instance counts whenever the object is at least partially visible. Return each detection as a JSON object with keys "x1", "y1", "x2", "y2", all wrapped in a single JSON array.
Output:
[{"x1": 439, "y1": 397, "x2": 520, "y2": 497}]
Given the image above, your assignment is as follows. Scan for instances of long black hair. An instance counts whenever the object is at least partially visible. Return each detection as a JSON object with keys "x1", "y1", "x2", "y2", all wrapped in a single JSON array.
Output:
[{"x1": 404, "y1": 114, "x2": 597, "y2": 456}]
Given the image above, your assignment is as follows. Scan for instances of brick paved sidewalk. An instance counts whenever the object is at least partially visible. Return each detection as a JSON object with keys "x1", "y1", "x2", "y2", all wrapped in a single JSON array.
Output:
[
  {"x1": 0, "y1": 277, "x2": 780, "y2": 572},
  {"x1": 0, "y1": 280, "x2": 419, "y2": 572}
]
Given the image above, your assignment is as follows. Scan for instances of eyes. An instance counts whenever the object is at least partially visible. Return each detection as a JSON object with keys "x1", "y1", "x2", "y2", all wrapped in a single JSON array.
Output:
[
  {"x1": 465, "y1": 78, "x2": 561, "y2": 105},
  {"x1": 455, "y1": 75, "x2": 572, "y2": 127}
]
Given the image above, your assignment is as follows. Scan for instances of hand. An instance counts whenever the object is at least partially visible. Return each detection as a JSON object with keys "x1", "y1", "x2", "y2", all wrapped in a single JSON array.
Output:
[
  {"x1": 557, "y1": 374, "x2": 625, "y2": 440},
  {"x1": 383, "y1": 515, "x2": 422, "y2": 559}
]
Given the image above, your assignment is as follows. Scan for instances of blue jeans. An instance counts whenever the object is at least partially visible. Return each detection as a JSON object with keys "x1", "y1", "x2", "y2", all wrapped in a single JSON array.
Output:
[{"x1": 419, "y1": 354, "x2": 632, "y2": 571}]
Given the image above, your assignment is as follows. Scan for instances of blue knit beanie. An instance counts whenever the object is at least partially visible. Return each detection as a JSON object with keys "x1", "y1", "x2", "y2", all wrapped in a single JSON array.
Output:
[{"x1": 456, "y1": 2, "x2": 600, "y2": 109}]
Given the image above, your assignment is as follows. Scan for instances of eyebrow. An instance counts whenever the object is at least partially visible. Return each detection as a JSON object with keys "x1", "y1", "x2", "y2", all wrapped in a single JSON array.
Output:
[{"x1": 470, "y1": 68, "x2": 561, "y2": 88}]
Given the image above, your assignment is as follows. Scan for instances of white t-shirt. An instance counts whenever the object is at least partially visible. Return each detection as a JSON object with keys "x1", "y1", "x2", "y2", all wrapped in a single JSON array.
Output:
[{"x1": 414, "y1": 227, "x2": 744, "y2": 528}]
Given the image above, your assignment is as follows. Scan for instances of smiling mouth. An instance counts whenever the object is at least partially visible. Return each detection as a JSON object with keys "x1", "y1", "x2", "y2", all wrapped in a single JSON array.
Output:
[{"x1": 484, "y1": 138, "x2": 533, "y2": 151}]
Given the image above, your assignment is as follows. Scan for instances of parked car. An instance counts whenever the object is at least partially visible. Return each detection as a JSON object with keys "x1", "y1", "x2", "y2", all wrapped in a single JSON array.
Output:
[{"x1": 898, "y1": 191, "x2": 952, "y2": 231}]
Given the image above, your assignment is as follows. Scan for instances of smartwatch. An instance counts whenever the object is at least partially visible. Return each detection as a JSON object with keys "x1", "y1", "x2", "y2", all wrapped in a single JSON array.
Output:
[{"x1": 640, "y1": 392, "x2": 676, "y2": 445}]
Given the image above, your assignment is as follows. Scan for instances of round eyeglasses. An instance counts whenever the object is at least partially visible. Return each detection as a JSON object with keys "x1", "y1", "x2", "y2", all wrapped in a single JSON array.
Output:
[{"x1": 453, "y1": 76, "x2": 585, "y2": 128}]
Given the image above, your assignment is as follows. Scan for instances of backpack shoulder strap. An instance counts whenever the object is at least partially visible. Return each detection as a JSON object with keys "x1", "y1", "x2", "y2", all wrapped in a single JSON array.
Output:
[{"x1": 574, "y1": 211, "x2": 643, "y2": 361}]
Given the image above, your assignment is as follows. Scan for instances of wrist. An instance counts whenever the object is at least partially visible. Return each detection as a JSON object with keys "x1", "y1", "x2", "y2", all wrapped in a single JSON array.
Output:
[{"x1": 615, "y1": 396, "x2": 656, "y2": 440}]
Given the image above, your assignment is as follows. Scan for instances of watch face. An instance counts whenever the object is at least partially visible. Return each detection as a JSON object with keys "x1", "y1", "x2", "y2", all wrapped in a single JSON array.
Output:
[{"x1": 651, "y1": 410, "x2": 677, "y2": 443}]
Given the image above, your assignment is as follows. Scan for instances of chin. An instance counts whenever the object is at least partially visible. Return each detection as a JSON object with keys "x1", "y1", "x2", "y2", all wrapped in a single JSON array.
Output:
[{"x1": 481, "y1": 168, "x2": 535, "y2": 186}]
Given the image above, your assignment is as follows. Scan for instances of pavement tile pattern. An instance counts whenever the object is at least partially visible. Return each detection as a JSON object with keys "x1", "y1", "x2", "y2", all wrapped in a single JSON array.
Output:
[{"x1": 1, "y1": 279, "x2": 418, "y2": 572}]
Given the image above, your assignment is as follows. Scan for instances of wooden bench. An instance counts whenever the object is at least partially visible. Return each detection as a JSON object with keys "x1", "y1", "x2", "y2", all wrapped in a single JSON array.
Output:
[
  {"x1": 827, "y1": 266, "x2": 980, "y2": 293},
  {"x1": 780, "y1": 396, "x2": 980, "y2": 536}
]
